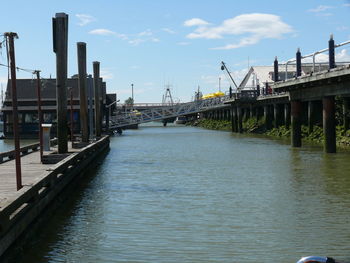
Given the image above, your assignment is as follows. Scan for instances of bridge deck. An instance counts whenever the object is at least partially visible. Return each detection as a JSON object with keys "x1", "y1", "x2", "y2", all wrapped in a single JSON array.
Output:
[{"x1": 0, "y1": 143, "x2": 79, "y2": 205}]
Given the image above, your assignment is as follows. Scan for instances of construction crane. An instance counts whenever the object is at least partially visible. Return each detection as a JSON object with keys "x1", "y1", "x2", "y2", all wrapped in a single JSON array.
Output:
[{"x1": 221, "y1": 61, "x2": 239, "y2": 91}]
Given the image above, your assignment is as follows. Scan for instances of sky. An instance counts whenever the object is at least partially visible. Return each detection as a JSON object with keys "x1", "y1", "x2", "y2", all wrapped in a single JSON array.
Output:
[{"x1": 1, "y1": 0, "x2": 350, "y2": 103}]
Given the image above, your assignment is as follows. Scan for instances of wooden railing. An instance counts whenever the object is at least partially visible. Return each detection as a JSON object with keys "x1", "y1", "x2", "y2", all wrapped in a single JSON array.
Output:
[
  {"x1": 0, "y1": 138, "x2": 58, "y2": 164},
  {"x1": 0, "y1": 136, "x2": 110, "y2": 256}
]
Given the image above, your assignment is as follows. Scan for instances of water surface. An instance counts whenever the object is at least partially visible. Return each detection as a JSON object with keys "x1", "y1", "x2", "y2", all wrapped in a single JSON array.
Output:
[{"x1": 9, "y1": 124, "x2": 350, "y2": 263}]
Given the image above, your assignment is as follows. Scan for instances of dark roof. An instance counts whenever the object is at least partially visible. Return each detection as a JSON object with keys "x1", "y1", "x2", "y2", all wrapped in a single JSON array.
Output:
[{"x1": 5, "y1": 78, "x2": 106, "y2": 101}]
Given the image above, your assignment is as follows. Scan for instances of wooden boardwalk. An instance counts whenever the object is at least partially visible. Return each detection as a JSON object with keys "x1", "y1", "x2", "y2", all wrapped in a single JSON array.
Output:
[{"x1": 0, "y1": 143, "x2": 80, "y2": 206}]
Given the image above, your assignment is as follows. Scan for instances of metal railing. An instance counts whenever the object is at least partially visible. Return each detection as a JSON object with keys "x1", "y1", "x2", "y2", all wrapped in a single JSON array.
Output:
[{"x1": 284, "y1": 39, "x2": 350, "y2": 80}]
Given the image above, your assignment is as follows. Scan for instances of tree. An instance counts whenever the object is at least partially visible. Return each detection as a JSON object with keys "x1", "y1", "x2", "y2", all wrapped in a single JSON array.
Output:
[{"x1": 124, "y1": 97, "x2": 134, "y2": 105}]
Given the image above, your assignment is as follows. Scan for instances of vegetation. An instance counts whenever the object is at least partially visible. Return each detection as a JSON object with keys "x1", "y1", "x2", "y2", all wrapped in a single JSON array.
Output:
[
  {"x1": 124, "y1": 97, "x2": 134, "y2": 105},
  {"x1": 194, "y1": 117, "x2": 350, "y2": 148}
]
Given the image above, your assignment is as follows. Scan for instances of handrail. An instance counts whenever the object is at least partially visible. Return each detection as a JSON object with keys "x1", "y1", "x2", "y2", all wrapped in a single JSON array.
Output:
[
  {"x1": 285, "y1": 39, "x2": 350, "y2": 80},
  {"x1": 0, "y1": 138, "x2": 58, "y2": 163}
]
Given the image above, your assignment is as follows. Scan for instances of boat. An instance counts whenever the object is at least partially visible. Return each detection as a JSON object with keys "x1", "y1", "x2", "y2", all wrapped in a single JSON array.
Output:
[{"x1": 174, "y1": 116, "x2": 187, "y2": 124}]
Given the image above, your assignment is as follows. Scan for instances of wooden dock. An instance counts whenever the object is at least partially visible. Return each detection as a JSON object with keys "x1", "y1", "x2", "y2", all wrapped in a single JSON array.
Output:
[{"x1": 0, "y1": 136, "x2": 110, "y2": 259}]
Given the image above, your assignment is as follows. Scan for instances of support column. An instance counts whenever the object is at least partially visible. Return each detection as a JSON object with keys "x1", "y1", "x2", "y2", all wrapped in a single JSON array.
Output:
[
  {"x1": 53, "y1": 13, "x2": 69, "y2": 153},
  {"x1": 273, "y1": 104, "x2": 282, "y2": 128},
  {"x1": 237, "y1": 106, "x2": 243, "y2": 133},
  {"x1": 250, "y1": 104, "x2": 254, "y2": 119},
  {"x1": 323, "y1": 96, "x2": 336, "y2": 153},
  {"x1": 264, "y1": 105, "x2": 272, "y2": 130},
  {"x1": 284, "y1": 103, "x2": 291, "y2": 129},
  {"x1": 291, "y1": 100, "x2": 302, "y2": 147},
  {"x1": 93, "y1": 61, "x2": 101, "y2": 137},
  {"x1": 343, "y1": 97, "x2": 350, "y2": 131},
  {"x1": 77, "y1": 42, "x2": 89, "y2": 142},
  {"x1": 308, "y1": 101, "x2": 315, "y2": 134},
  {"x1": 231, "y1": 105, "x2": 237, "y2": 132}
]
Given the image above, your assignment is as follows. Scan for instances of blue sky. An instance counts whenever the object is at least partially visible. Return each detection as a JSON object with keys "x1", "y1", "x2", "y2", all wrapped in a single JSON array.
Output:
[{"x1": 1, "y1": 0, "x2": 350, "y2": 103}]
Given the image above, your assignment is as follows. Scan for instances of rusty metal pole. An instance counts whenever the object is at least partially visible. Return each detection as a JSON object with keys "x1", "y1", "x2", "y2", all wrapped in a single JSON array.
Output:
[
  {"x1": 35, "y1": 70, "x2": 43, "y2": 162},
  {"x1": 5, "y1": 32, "x2": 22, "y2": 190}
]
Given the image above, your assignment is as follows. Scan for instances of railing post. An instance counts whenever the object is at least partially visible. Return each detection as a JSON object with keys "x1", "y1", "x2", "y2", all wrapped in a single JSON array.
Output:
[
  {"x1": 296, "y1": 48, "x2": 302, "y2": 77},
  {"x1": 329, "y1": 34, "x2": 336, "y2": 69}
]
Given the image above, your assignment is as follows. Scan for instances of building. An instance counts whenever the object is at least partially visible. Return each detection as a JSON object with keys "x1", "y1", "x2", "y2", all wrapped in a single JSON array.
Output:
[{"x1": 2, "y1": 76, "x2": 116, "y2": 138}]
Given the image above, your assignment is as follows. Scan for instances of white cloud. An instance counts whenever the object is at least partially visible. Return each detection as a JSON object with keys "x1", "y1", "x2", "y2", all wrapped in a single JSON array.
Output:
[
  {"x1": 344, "y1": 3, "x2": 350, "y2": 7},
  {"x1": 308, "y1": 5, "x2": 333, "y2": 12},
  {"x1": 138, "y1": 29, "x2": 153, "y2": 37},
  {"x1": 89, "y1": 29, "x2": 117, "y2": 36},
  {"x1": 185, "y1": 13, "x2": 293, "y2": 49},
  {"x1": 184, "y1": 18, "x2": 210, "y2": 27},
  {"x1": 101, "y1": 69, "x2": 114, "y2": 80},
  {"x1": 76, "y1": 14, "x2": 96, "y2": 26},
  {"x1": 177, "y1": 42, "x2": 190, "y2": 46},
  {"x1": 89, "y1": 29, "x2": 128, "y2": 40},
  {"x1": 162, "y1": 28, "x2": 175, "y2": 34}
]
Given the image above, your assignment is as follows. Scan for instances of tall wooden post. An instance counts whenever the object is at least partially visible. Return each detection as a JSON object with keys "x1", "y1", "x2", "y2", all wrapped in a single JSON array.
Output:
[
  {"x1": 5, "y1": 32, "x2": 22, "y2": 190},
  {"x1": 284, "y1": 103, "x2": 291, "y2": 129},
  {"x1": 296, "y1": 48, "x2": 302, "y2": 77},
  {"x1": 77, "y1": 42, "x2": 89, "y2": 142},
  {"x1": 237, "y1": 106, "x2": 243, "y2": 133},
  {"x1": 329, "y1": 34, "x2": 335, "y2": 69},
  {"x1": 53, "y1": 13, "x2": 69, "y2": 153},
  {"x1": 343, "y1": 97, "x2": 350, "y2": 131},
  {"x1": 323, "y1": 96, "x2": 336, "y2": 153},
  {"x1": 93, "y1": 61, "x2": 101, "y2": 137},
  {"x1": 308, "y1": 101, "x2": 315, "y2": 134},
  {"x1": 291, "y1": 100, "x2": 302, "y2": 147}
]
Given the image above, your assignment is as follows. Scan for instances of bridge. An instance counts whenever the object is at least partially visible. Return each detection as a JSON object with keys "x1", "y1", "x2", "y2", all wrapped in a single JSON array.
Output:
[{"x1": 110, "y1": 91, "x2": 258, "y2": 129}]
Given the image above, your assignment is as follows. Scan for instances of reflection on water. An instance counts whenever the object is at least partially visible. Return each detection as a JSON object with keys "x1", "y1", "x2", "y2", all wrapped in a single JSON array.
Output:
[{"x1": 9, "y1": 124, "x2": 350, "y2": 263}]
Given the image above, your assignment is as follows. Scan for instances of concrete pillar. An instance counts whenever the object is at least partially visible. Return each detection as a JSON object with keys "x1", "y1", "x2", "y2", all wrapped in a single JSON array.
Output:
[
  {"x1": 284, "y1": 103, "x2": 291, "y2": 129},
  {"x1": 264, "y1": 105, "x2": 272, "y2": 130},
  {"x1": 323, "y1": 96, "x2": 336, "y2": 153},
  {"x1": 308, "y1": 101, "x2": 315, "y2": 134},
  {"x1": 237, "y1": 106, "x2": 243, "y2": 133},
  {"x1": 343, "y1": 97, "x2": 350, "y2": 130},
  {"x1": 291, "y1": 100, "x2": 302, "y2": 147}
]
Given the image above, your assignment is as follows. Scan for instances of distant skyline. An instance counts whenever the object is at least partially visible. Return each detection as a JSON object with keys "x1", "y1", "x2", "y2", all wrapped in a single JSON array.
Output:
[{"x1": 1, "y1": 0, "x2": 350, "y2": 102}]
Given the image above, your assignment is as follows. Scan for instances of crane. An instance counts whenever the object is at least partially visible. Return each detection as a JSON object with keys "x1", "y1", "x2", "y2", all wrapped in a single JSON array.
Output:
[{"x1": 220, "y1": 61, "x2": 239, "y2": 91}]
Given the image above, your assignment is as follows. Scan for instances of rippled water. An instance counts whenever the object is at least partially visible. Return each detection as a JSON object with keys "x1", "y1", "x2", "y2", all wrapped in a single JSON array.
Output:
[{"x1": 9, "y1": 124, "x2": 350, "y2": 263}]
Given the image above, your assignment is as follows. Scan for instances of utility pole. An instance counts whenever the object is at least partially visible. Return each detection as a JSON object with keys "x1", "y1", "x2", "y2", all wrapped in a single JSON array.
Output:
[
  {"x1": 53, "y1": 13, "x2": 69, "y2": 153},
  {"x1": 77, "y1": 42, "x2": 88, "y2": 142},
  {"x1": 93, "y1": 61, "x2": 101, "y2": 137},
  {"x1": 35, "y1": 70, "x2": 43, "y2": 163},
  {"x1": 5, "y1": 32, "x2": 22, "y2": 190},
  {"x1": 131, "y1": 83, "x2": 134, "y2": 110}
]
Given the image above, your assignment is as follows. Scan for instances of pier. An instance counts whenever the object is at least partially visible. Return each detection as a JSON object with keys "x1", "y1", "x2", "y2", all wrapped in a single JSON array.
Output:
[{"x1": 0, "y1": 136, "x2": 109, "y2": 258}]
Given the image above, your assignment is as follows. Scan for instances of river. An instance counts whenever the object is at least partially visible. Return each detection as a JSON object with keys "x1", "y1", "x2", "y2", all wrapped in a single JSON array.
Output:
[{"x1": 7, "y1": 123, "x2": 350, "y2": 263}]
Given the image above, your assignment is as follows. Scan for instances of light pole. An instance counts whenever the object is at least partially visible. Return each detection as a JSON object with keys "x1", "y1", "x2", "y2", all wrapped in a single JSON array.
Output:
[{"x1": 131, "y1": 83, "x2": 134, "y2": 110}]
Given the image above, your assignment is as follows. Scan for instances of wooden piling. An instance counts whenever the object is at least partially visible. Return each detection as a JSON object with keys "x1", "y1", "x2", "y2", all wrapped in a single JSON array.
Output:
[
  {"x1": 291, "y1": 100, "x2": 302, "y2": 147},
  {"x1": 53, "y1": 13, "x2": 69, "y2": 153},
  {"x1": 77, "y1": 42, "x2": 89, "y2": 142},
  {"x1": 93, "y1": 61, "x2": 101, "y2": 137},
  {"x1": 323, "y1": 96, "x2": 336, "y2": 153}
]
